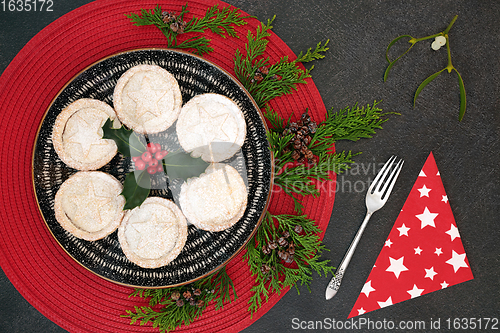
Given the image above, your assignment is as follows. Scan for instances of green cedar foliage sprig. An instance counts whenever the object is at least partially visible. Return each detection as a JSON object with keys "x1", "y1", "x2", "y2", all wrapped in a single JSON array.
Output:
[
  {"x1": 264, "y1": 102, "x2": 390, "y2": 213},
  {"x1": 126, "y1": 3, "x2": 251, "y2": 56},
  {"x1": 123, "y1": 267, "x2": 236, "y2": 333},
  {"x1": 244, "y1": 212, "x2": 334, "y2": 315},
  {"x1": 234, "y1": 17, "x2": 329, "y2": 108}
]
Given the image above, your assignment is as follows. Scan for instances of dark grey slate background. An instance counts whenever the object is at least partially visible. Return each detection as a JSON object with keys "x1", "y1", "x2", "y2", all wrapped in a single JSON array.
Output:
[{"x1": 0, "y1": 0, "x2": 498, "y2": 332}]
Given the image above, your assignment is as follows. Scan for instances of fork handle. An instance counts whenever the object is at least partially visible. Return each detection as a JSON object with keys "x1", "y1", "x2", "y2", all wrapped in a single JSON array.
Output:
[{"x1": 325, "y1": 212, "x2": 372, "y2": 300}]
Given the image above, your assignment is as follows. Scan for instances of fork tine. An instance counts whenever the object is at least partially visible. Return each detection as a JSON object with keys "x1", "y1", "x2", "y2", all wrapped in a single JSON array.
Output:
[
  {"x1": 381, "y1": 159, "x2": 404, "y2": 200},
  {"x1": 370, "y1": 155, "x2": 396, "y2": 193}
]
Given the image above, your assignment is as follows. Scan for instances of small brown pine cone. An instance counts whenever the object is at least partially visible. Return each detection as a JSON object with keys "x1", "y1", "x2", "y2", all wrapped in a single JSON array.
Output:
[
  {"x1": 176, "y1": 299, "x2": 184, "y2": 307},
  {"x1": 278, "y1": 237, "x2": 288, "y2": 247},
  {"x1": 308, "y1": 122, "x2": 318, "y2": 133},
  {"x1": 282, "y1": 230, "x2": 290, "y2": 238},
  {"x1": 278, "y1": 250, "x2": 287, "y2": 260},
  {"x1": 170, "y1": 22, "x2": 179, "y2": 33},
  {"x1": 189, "y1": 298, "x2": 197, "y2": 306},
  {"x1": 301, "y1": 113, "x2": 311, "y2": 124},
  {"x1": 262, "y1": 244, "x2": 271, "y2": 255},
  {"x1": 291, "y1": 151, "x2": 300, "y2": 160},
  {"x1": 285, "y1": 254, "x2": 294, "y2": 263},
  {"x1": 193, "y1": 289, "x2": 202, "y2": 296},
  {"x1": 294, "y1": 225, "x2": 303, "y2": 234},
  {"x1": 183, "y1": 291, "x2": 192, "y2": 300},
  {"x1": 254, "y1": 72, "x2": 264, "y2": 82},
  {"x1": 171, "y1": 291, "x2": 181, "y2": 301},
  {"x1": 259, "y1": 66, "x2": 269, "y2": 75},
  {"x1": 268, "y1": 240, "x2": 277, "y2": 250},
  {"x1": 196, "y1": 300, "x2": 204, "y2": 308}
]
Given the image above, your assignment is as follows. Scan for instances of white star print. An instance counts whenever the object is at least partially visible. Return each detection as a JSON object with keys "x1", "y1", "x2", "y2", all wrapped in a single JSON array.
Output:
[
  {"x1": 418, "y1": 184, "x2": 432, "y2": 197},
  {"x1": 441, "y1": 195, "x2": 448, "y2": 203},
  {"x1": 419, "y1": 170, "x2": 426, "y2": 177},
  {"x1": 445, "y1": 224, "x2": 460, "y2": 241},
  {"x1": 386, "y1": 256, "x2": 409, "y2": 278},
  {"x1": 435, "y1": 248, "x2": 443, "y2": 256},
  {"x1": 407, "y1": 284, "x2": 424, "y2": 298},
  {"x1": 424, "y1": 267, "x2": 438, "y2": 280},
  {"x1": 357, "y1": 308, "x2": 366, "y2": 315},
  {"x1": 377, "y1": 296, "x2": 393, "y2": 308},
  {"x1": 416, "y1": 207, "x2": 439, "y2": 229},
  {"x1": 414, "y1": 246, "x2": 423, "y2": 255},
  {"x1": 385, "y1": 239, "x2": 393, "y2": 248},
  {"x1": 361, "y1": 280, "x2": 376, "y2": 297},
  {"x1": 445, "y1": 250, "x2": 469, "y2": 273},
  {"x1": 128, "y1": 76, "x2": 168, "y2": 119},
  {"x1": 440, "y1": 281, "x2": 449, "y2": 289},
  {"x1": 436, "y1": 171, "x2": 440, "y2": 176},
  {"x1": 397, "y1": 223, "x2": 410, "y2": 236}
]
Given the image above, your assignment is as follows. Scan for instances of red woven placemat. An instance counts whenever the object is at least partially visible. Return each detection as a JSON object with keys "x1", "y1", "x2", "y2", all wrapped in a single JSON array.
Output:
[{"x1": 0, "y1": 0, "x2": 334, "y2": 332}]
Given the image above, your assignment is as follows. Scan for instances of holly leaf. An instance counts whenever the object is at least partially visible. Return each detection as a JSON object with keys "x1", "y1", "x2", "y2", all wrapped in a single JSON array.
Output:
[
  {"x1": 121, "y1": 171, "x2": 151, "y2": 210},
  {"x1": 162, "y1": 150, "x2": 210, "y2": 181},
  {"x1": 102, "y1": 118, "x2": 145, "y2": 157}
]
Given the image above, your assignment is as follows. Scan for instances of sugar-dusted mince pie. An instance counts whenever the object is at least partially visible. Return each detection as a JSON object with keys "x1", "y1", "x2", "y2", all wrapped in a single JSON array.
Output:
[
  {"x1": 113, "y1": 64, "x2": 182, "y2": 134},
  {"x1": 52, "y1": 98, "x2": 118, "y2": 171},
  {"x1": 54, "y1": 171, "x2": 125, "y2": 241},
  {"x1": 118, "y1": 197, "x2": 188, "y2": 268},
  {"x1": 179, "y1": 163, "x2": 248, "y2": 232},
  {"x1": 176, "y1": 93, "x2": 246, "y2": 162}
]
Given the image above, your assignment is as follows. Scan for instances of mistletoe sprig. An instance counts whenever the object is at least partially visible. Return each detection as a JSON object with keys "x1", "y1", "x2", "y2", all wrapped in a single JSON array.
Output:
[
  {"x1": 244, "y1": 212, "x2": 334, "y2": 315},
  {"x1": 126, "y1": 3, "x2": 252, "y2": 56},
  {"x1": 384, "y1": 15, "x2": 466, "y2": 121},
  {"x1": 123, "y1": 267, "x2": 236, "y2": 333}
]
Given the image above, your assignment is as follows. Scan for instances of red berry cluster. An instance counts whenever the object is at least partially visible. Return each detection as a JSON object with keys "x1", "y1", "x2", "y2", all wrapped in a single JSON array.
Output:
[{"x1": 131, "y1": 143, "x2": 168, "y2": 175}]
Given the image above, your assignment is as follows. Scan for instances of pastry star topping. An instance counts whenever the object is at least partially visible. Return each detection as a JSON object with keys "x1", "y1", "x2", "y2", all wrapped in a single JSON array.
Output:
[
  {"x1": 386, "y1": 256, "x2": 408, "y2": 278},
  {"x1": 65, "y1": 114, "x2": 108, "y2": 157},
  {"x1": 71, "y1": 181, "x2": 111, "y2": 224},
  {"x1": 415, "y1": 206, "x2": 439, "y2": 229},
  {"x1": 128, "y1": 76, "x2": 168, "y2": 119},
  {"x1": 130, "y1": 213, "x2": 175, "y2": 252},
  {"x1": 190, "y1": 104, "x2": 230, "y2": 143}
]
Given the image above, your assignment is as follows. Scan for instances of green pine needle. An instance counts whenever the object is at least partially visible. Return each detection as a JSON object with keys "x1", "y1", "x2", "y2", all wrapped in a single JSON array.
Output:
[
  {"x1": 244, "y1": 212, "x2": 335, "y2": 316},
  {"x1": 126, "y1": 3, "x2": 251, "y2": 56},
  {"x1": 234, "y1": 17, "x2": 329, "y2": 108},
  {"x1": 123, "y1": 267, "x2": 236, "y2": 332}
]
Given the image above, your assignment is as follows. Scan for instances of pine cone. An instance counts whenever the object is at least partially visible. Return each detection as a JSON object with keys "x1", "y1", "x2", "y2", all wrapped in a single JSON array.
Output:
[{"x1": 281, "y1": 109, "x2": 318, "y2": 164}]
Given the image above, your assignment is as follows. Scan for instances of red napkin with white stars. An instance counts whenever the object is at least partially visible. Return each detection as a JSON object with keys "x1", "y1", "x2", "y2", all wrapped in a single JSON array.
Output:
[{"x1": 348, "y1": 152, "x2": 473, "y2": 318}]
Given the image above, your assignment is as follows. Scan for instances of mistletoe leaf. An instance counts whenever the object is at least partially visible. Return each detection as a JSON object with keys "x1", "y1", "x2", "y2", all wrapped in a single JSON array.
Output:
[
  {"x1": 454, "y1": 68, "x2": 467, "y2": 121},
  {"x1": 102, "y1": 118, "x2": 145, "y2": 157},
  {"x1": 413, "y1": 68, "x2": 446, "y2": 107},
  {"x1": 121, "y1": 171, "x2": 151, "y2": 210},
  {"x1": 162, "y1": 150, "x2": 209, "y2": 181}
]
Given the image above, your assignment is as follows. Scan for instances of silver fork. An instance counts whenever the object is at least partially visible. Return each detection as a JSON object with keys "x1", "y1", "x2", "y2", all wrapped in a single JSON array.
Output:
[{"x1": 325, "y1": 155, "x2": 404, "y2": 300}]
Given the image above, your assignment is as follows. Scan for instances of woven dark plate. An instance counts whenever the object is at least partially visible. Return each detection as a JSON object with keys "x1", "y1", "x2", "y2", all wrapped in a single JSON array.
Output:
[{"x1": 33, "y1": 49, "x2": 272, "y2": 288}]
